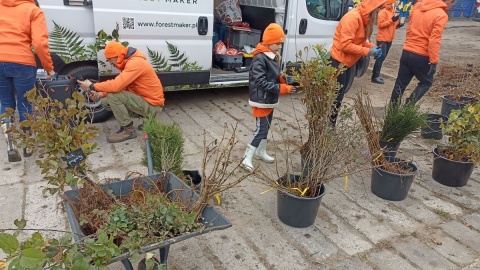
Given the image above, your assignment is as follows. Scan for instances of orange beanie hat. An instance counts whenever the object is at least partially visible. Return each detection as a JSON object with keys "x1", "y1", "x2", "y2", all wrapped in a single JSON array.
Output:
[
  {"x1": 104, "y1": 41, "x2": 125, "y2": 58},
  {"x1": 262, "y1": 23, "x2": 285, "y2": 45}
]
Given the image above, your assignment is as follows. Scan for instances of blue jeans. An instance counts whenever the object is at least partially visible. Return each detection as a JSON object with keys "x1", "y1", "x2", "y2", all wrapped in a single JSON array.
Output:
[
  {"x1": 0, "y1": 63, "x2": 37, "y2": 122},
  {"x1": 372, "y1": 41, "x2": 392, "y2": 79}
]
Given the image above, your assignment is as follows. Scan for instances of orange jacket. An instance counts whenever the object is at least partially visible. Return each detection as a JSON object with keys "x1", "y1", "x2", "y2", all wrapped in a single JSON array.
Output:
[
  {"x1": 376, "y1": 5, "x2": 399, "y2": 42},
  {"x1": 330, "y1": 0, "x2": 386, "y2": 68},
  {"x1": 95, "y1": 48, "x2": 165, "y2": 106},
  {"x1": 0, "y1": 0, "x2": 53, "y2": 71},
  {"x1": 403, "y1": 0, "x2": 448, "y2": 64}
]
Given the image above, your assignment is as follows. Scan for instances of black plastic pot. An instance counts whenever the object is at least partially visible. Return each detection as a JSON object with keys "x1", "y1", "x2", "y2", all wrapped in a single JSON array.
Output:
[
  {"x1": 182, "y1": 170, "x2": 202, "y2": 192},
  {"x1": 277, "y1": 174, "x2": 326, "y2": 228},
  {"x1": 379, "y1": 139, "x2": 401, "y2": 159},
  {"x1": 371, "y1": 158, "x2": 418, "y2": 201},
  {"x1": 421, "y1": 114, "x2": 448, "y2": 140},
  {"x1": 432, "y1": 146, "x2": 475, "y2": 187},
  {"x1": 441, "y1": 95, "x2": 477, "y2": 118}
]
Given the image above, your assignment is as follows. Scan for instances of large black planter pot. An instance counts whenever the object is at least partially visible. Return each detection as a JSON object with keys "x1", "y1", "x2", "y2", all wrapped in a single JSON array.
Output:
[
  {"x1": 441, "y1": 95, "x2": 477, "y2": 117},
  {"x1": 371, "y1": 158, "x2": 418, "y2": 201},
  {"x1": 277, "y1": 174, "x2": 326, "y2": 228},
  {"x1": 379, "y1": 139, "x2": 401, "y2": 159},
  {"x1": 432, "y1": 147, "x2": 475, "y2": 187},
  {"x1": 421, "y1": 114, "x2": 448, "y2": 140}
]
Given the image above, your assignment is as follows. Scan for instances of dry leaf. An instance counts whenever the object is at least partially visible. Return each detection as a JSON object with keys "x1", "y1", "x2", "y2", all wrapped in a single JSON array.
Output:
[
  {"x1": 466, "y1": 223, "x2": 473, "y2": 229},
  {"x1": 0, "y1": 260, "x2": 7, "y2": 270},
  {"x1": 431, "y1": 237, "x2": 442, "y2": 245}
]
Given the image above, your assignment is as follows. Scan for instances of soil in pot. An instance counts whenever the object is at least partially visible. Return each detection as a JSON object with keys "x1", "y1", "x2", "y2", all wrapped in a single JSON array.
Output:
[
  {"x1": 432, "y1": 146, "x2": 475, "y2": 187},
  {"x1": 371, "y1": 158, "x2": 418, "y2": 201},
  {"x1": 441, "y1": 95, "x2": 477, "y2": 118},
  {"x1": 421, "y1": 114, "x2": 448, "y2": 140},
  {"x1": 277, "y1": 174, "x2": 326, "y2": 228}
]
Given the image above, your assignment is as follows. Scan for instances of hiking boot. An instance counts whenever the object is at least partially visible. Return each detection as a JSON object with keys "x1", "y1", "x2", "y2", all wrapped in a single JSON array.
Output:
[
  {"x1": 107, "y1": 124, "x2": 137, "y2": 143},
  {"x1": 371, "y1": 77, "x2": 384, "y2": 84},
  {"x1": 2, "y1": 117, "x2": 22, "y2": 162}
]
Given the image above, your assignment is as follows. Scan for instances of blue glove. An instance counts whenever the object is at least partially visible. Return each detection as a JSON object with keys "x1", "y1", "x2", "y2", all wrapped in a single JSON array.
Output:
[
  {"x1": 427, "y1": 63, "x2": 437, "y2": 76},
  {"x1": 369, "y1": 46, "x2": 382, "y2": 60}
]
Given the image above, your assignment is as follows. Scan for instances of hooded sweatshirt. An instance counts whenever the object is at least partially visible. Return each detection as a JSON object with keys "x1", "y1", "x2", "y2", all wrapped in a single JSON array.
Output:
[
  {"x1": 331, "y1": 0, "x2": 387, "y2": 68},
  {"x1": 0, "y1": 0, "x2": 53, "y2": 71},
  {"x1": 376, "y1": 4, "x2": 399, "y2": 42},
  {"x1": 403, "y1": 0, "x2": 448, "y2": 64},
  {"x1": 94, "y1": 47, "x2": 165, "y2": 106}
]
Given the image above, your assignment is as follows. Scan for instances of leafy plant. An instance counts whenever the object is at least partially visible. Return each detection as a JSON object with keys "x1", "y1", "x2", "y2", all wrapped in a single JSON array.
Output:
[
  {"x1": 0, "y1": 220, "x2": 120, "y2": 269},
  {"x1": 267, "y1": 44, "x2": 365, "y2": 197},
  {"x1": 147, "y1": 47, "x2": 171, "y2": 72},
  {"x1": 148, "y1": 42, "x2": 203, "y2": 73},
  {"x1": 3, "y1": 89, "x2": 98, "y2": 195},
  {"x1": 441, "y1": 100, "x2": 480, "y2": 164},
  {"x1": 143, "y1": 117, "x2": 184, "y2": 176},
  {"x1": 49, "y1": 21, "x2": 92, "y2": 63},
  {"x1": 166, "y1": 41, "x2": 188, "y2": 68},
  {"x1": 379, "y1": 101, "x2": 427, "y2": 143}
]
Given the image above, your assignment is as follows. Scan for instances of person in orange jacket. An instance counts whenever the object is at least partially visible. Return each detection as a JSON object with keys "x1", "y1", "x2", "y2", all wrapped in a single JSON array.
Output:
[
  {"x1": 371, "y1": 0, "x2": 401, "y2": 84},
  {"x1": 0, "y1": 0, "x2": 55, "y2": 162},
  {"x1": 78, "y1": 42, "x2": 165, "y2": 143},
  {"x1": 241, "y1": 23, "x2": 295, "y2": 172},
  {"x1": 330, "y1": 0, "x2": 386, "y2": 125},
  {"x1": 390, "y1": 0, "x2": 454, "y2": 104}
]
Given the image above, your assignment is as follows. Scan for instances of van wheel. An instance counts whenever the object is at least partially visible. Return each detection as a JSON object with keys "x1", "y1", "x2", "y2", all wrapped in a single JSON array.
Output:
[{"x1": 66, "y1": 65, "x2": 112, "y2": 123}]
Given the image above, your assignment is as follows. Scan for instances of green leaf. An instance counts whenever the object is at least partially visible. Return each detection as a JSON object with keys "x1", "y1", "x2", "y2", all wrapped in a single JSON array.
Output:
[
  {"x1": 19, "y1": 248, "x2": 46, "y2": 268},
  {"x1": 0, "y1": 233, "x2": 19, "y2": 254},
  {"x1": 13, "y1": 219, "x2": 26, "y2": 230}
]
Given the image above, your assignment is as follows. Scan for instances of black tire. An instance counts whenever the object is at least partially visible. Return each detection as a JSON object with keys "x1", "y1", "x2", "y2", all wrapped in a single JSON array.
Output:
[
  {"x1": 65, "y1": 65, "x2": 112, "y2": 123},
  {"x1": 355, "y1": 56, "x2": 370, "y2": 78},
  {"x1": 344, "y1": 64, "x2": 356, "y2": 93}
]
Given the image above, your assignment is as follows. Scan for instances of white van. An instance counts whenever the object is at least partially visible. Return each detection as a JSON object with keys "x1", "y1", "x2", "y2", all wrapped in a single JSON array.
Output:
[{"x1": 38, "y1": 0, "x2": 366, "y2": 122}]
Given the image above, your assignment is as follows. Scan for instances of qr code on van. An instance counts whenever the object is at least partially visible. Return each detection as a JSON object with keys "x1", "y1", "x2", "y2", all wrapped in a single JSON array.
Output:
[{"x1": 122, "y1": 17, "x2": 135, "y2": 30}]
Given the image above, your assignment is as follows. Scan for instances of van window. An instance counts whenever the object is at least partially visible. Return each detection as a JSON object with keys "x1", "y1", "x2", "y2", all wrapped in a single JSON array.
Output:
[{"x1": 306, "y1": 0, "x2": 343, "y2": 21}]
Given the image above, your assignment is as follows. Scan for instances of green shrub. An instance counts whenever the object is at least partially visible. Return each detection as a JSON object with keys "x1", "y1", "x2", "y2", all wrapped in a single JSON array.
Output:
[
  {"x1": 380, "y1": 101, "x2": 427, "y2": 143},
  {"x1": 143, "y1": 117, "x2": 184, "y2": 175}
]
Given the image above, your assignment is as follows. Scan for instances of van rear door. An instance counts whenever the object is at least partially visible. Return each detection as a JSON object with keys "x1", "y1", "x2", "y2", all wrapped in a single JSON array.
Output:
[{"x1": 92, "y1": 0, "x2": 213, "y2": 86}]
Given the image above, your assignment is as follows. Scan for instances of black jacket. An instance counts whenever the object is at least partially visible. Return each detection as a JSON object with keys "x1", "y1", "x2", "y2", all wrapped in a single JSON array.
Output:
[{"x1": 248, "y1": 52, "x2": 281, "y2": 108}]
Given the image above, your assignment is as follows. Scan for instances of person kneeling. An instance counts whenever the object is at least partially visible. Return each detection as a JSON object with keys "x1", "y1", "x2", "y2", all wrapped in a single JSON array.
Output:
[{"x1": 78, "y1": 41, "x2": 165, "y2": 143}]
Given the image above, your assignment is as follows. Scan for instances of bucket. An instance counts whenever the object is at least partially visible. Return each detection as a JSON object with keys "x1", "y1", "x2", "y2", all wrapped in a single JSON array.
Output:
[
  {"x1": 432, "y1": 147, "x2": 474, "y2": 187},
  {"x1": 379, "y1": 139, "x2": 401, "y2": 159},
  {"x1": 371, "y1": 158, "x2": 418, "y2": 201},
  {"x1": 421, "y1": 114, "x2": 448, "y2": 140},
  {"x1": 441, "y1": 95, "x2": 477, "y2": 117},
  {"x1": 277, "y1": 174, "x2": 326, "y2": 228}
]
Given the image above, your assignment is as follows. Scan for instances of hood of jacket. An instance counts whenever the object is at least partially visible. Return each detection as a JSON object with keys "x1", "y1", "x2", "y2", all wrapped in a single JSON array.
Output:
[
  {"x1": 419, "y1": 0, "x2": 447, "y2": 12},
  {"x1": 358, "y1": 0, "x2": 387, "y2": 16},
  {"x1": 0, "y1": 0, "x2": 34, "y2": 7},
  {"x1": 116, "y1": 47, "x2": 146, "y2": 70}
]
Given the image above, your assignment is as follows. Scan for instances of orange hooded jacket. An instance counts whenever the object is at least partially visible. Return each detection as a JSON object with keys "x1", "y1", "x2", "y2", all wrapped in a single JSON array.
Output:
[
  {"x1": 95, "y1": 48, "x2": 165, "y2": 106},
  {"x1": 376, "y1": 4, "x2": 399, "y2": 42},
  {"x1": 331, "y1": 0, "x2": 386, "y2": 68},
  {"x1": 403, "y1": 0, "x2": 448, "y2": 64},
  {"x1": 0, "y1": 0, "x2": 53, "y2": 71}
]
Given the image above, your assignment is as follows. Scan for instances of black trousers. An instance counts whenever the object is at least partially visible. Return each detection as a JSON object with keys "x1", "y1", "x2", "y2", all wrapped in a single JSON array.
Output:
[
  {"x1": 390, "y1": 50, "x2": 434, "y2": 104},
  {"x1": 330, "y1": 57, "x2": 354, "y2": 125},
  {"x1": 372, "y1": 41, "x2": 392, "y2": 79},
  {"x1": 250, "y1": 110, "x2": 273, "y2": 147}
]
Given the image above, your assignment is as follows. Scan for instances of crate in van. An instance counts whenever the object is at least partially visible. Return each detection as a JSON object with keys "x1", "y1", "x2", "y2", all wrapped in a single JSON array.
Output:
[
  {"x1": 226, "y1": 28, "x2": 262, "y2": 49},
  {"x1": 214, "y1": 54, "x2": 243, "y2": 71}
]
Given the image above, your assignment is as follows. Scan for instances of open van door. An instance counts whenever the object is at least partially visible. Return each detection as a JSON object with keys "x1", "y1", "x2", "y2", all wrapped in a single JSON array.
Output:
[
  {"x1": 91, "y1": 0, "x2": 213, "y2": 86},
  {"x1": 283, "y1": 0, "x2": 354, "y2": 63}
]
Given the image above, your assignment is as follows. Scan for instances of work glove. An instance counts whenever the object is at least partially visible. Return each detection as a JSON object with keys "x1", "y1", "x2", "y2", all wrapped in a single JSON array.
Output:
[
  {"x1": 396, "y1": 22, "x2": 405, "y2": 29},
  {"x1": 279, "y1": 84, "x2": 295, "y2": 95},
  {"x1": 427, "y1": 63, "x2": 437, "y2": 76},
  {"x1": 279, "y1": 74, "x2": 287, "y2": 84},
  {"x1": 392, "y1": 15, "x2": 400, "y2": 22},
  {"x1": 368, "y1": 46, "x2": 382, "y2": 60}
]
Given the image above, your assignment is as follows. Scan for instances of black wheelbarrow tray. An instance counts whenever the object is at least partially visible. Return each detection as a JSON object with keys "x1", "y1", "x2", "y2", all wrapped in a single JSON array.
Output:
[{"x1": 63, "y1": 172, "x2": 232, "y2": 269}]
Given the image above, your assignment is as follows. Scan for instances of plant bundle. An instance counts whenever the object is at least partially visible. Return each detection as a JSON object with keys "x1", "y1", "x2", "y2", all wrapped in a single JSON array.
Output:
[
  {"x1": 380, "y1": 101, "x2": 427, "y2": 143},
  {"x1": 266, "y1": 44, "x2": 366, "y2": 197},
  {"x1": 143, "y1": 117, "x2": 184, "y2": 176},
  {"x1": 441, "y1": 100, "x2": 480, "y2": 165},
  {"x1": 354, "y1": 92, "x2": 413, "y2": 174},
  {"x1": 3, "y1": 88, "x2": 98, "y2": 195}
]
